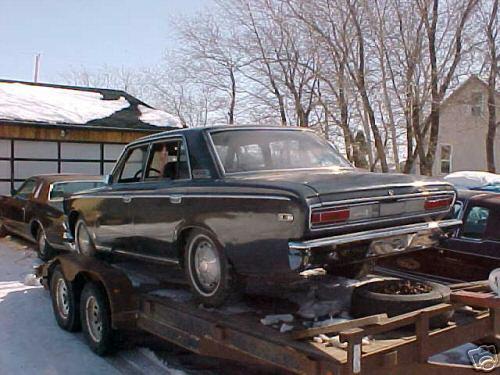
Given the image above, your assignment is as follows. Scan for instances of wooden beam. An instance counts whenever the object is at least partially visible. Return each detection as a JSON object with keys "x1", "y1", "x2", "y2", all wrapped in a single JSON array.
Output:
[{"x1": 290, "y1": 314, "x2": 388, "y2": 340}]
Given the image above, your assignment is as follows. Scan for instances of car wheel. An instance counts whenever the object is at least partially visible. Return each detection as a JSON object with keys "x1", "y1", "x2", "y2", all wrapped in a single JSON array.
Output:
[
  {"x1": 37, "y1": 226, "x2": 55, "y2": 261},
  {"x1": 80, "y1": 282, "x2": 113, "y2": 356},
  {"x1": 75, "y1": 220, "x2": 96, "y2": 257},
  {"x1": 0, "y1": 223, "x2": 8, "y2": 237},
  {"x1": 50, "y1": 265, "x2": 80, "y2": 331},
  {"x1": 184, "y1": 230, "x2": 237, "y2": 307}
]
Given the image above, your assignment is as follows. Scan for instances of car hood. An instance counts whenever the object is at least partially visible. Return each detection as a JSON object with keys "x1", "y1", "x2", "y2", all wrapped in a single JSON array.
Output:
[{"x1": 225, "y1": 169, "x2": 454, "y2": 202}]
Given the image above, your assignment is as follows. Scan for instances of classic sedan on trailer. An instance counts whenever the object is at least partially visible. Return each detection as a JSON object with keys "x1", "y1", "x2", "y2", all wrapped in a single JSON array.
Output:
[
  {"x1": 65, "y1": 126, "x2": 460, "y2": 305},
  {"x1": 0, "y1": 174, "x2": 104, "y2": 260}
]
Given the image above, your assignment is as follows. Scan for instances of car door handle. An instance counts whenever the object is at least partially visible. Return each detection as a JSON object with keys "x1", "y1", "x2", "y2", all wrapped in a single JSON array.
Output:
[
  {"x1": 170, "y1": 195, "x2": 182, "y2": 204},
  {"x1": 122, "y1": 197, "x2": 132, "y2": 204}
]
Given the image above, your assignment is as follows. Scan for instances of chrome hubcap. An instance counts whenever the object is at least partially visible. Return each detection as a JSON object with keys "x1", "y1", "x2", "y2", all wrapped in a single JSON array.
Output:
[
  {"x1": 55, "y1": 278, "x2": 69, "y2": 318},
  {"x1": 85, "y1": 296, "x2": 102, "y2": 342},
  {"x1": 78, "y1": 225, "x2": 92, "y2": 255},
  {"x1": 38, "y1": 231, "x2": 46, "y2": 253},
  {"x1": 194, "y1": 240, "x2": 220, "y2": 292}
]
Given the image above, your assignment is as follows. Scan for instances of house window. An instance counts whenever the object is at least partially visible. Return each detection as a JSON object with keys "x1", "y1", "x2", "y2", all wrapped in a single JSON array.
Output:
[
  {"x1": 440, "y1": 144, "x2": 452, "y2": 174},
  {"x1": 471, "y1": 91, "x2": 484, "y2": 116}
]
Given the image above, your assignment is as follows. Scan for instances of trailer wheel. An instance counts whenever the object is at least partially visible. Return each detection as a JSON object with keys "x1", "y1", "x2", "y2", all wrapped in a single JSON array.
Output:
[
  {"x1": 185, "y1": 230, "x2": 237, "y2": 307},
  {"x1": 50, "y1": 265, "x2": 80, "y2": 332},
  {"x1": 75, "y1": 220, "x2": 97, "y2": 257},
  {"x1": 37, "y1": 226, "x2": 55, "y2": 261},
  {"x1": 80, "y1": 282, "x2": 113, "y2": 356}
]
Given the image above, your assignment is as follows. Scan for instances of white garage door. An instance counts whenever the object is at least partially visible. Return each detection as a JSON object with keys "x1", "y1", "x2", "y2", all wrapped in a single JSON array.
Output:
[{"x1": 0, "y1": 139, "x2": 126, "y2": 195}]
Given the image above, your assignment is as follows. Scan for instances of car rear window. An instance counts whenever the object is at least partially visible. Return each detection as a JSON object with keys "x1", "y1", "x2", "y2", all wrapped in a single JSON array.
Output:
[{"x1": 49, "y1": 181, "x2": 104, "y2": 200}]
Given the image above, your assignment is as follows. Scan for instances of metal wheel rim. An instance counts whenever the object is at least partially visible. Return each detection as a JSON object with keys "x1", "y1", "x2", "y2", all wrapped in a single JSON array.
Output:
[
  {"x1": 38, "y1": 230, "x2": 46, "y2": 254},
  {"x1": 193, "y1": 239, "x2": 221, "y2": 293},
  {"x1": 77, "y1": 224, "x2": 92, "y2": 255},
  {"x1": 85, "y1": 296, "x2": 103, "y2": 343},
  {"x1": 55, "y1": 278, "x2": 69, "y2": 319}
]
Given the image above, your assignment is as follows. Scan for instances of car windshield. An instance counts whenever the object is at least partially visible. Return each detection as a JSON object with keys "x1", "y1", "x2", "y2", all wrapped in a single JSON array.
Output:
[
  {"x1": 209, "y1": 129, "x2": 352, "y2": 174},
  {"x1": 49, "y1": 181, "x2": 104, "y2": 200}
]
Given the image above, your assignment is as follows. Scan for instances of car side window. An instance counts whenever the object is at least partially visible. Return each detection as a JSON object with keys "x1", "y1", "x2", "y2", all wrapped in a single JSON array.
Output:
[
  {"x1": 117, "y1": 146, "x2": 149, "y2": 183},
  {"x1": 452, "y1": 201, "x2": 464, "y2": 219},
  {"x1": 15, "y1": 179, "x2": 37, "y2": 198},
  {"x1": 144, "y1": 139, "x2": 190, "y2": 181},
  {"x1": 461, "y1": 206, "x2": 490, "y2": 240}
]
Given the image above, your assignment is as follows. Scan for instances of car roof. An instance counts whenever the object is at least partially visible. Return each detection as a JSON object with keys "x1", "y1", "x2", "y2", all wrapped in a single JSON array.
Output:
[
  {"x1": 129, "y1": 125, "x2": 312, "y2": 146},
  {"x1": 464, "y1": 191, "x2": 500, "y2": 208},
  {"x1": 31, "y1": 174, "x2": 103, "y2": 183}
]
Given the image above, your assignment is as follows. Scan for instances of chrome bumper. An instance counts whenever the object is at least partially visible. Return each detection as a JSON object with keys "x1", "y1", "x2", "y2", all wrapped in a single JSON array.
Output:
[{"x1": 288, "y1": 219, "x2": 462, "y2": 250}]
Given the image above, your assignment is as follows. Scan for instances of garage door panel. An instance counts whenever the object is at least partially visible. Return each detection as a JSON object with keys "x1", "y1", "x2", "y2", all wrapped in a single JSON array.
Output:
[
  {"x1": 0, "y1": 161, "x2": 10, "y2": 179},
  {"x1": 14, "y1": 141, "x2": 57, "y2": 158},
  {"x1": 0, "y1": 182, "x2": 11, "y2": 195},
  {"x1": 61, "y1": 162, "x2": 100, "y2": 175},
  {"x1": 104, "y1": 144, "x2": 125, "y2": 160},
  {"x1": 15, "y1": 161, "x2": 58, "y2": 179},
  {"x1": 0, "y1": 140, "x2": 11, "y2": 157},
  {"x1": 61, "y1": 142, "x2": 100, "y2": 160}
]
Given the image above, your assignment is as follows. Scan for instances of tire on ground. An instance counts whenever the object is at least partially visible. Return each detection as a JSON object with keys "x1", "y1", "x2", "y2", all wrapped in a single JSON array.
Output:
[
  {"x1": 50, "y1": 265, "x2": 80, "y2": 332},
  {"x1": 80, "y1": 282, "x2": 113, "y2": 356},
  {"x1": 184, "y1": 229, "x2": 239, "y2": 307},
  {"x1": 37, "y1": 226, "x2": 55, "y2": 261},
  {"x1": 351, "y1": 279, "x2": 453, "y2": 328}
]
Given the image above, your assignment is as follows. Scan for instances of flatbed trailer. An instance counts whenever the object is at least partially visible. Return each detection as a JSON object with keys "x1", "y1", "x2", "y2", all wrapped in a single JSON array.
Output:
[{"x1": 38, "y1": 254, "x2": 500, "y2": 375}]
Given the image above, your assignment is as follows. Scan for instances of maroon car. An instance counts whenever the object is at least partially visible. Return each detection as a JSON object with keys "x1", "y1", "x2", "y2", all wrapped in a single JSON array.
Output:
[{"x1": 0, "y1": 174, "x2": 104, "y2": 260}]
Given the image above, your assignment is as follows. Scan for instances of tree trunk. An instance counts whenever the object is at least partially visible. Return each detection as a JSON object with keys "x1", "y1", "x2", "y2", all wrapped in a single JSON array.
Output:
[
  {"x1": 228, "y1": 67, "x2": 236, "y2": 125},
  {"x1": 486, "y1": 0, "x2": 498, "y2": 173}
]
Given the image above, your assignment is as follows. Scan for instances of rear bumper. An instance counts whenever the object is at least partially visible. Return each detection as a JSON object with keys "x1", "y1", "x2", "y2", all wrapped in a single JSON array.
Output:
[{"x1": 288, "y1": 219, "x2": 462, "y2": 250}]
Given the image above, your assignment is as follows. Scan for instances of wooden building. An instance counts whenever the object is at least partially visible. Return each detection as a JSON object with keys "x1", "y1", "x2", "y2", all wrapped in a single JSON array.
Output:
[{"x1": 0, "y1": 79, "x2": 180, "y2": 194}]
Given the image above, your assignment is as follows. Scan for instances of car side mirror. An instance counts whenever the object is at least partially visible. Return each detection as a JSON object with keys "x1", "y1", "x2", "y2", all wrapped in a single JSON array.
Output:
[{"x1": 104, "y1": 174, "x2": 113, "y2": 185}]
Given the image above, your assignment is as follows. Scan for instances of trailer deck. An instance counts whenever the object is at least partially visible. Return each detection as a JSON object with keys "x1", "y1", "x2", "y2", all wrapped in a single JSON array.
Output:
[{"x1": 39, "y1": 254, "x2": 500, "y2": 375}]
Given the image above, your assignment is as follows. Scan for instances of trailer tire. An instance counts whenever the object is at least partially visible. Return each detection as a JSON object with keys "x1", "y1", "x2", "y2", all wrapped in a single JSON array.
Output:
[
  {"x1": 50, "y1": 266, "x2": 80, "y2": 332},
  {"x1": 80, "y1": 282, "x2": 113, "y2": 356},
  {"x1": 351, "y1": 279, "x2": 453, "y2": 328},
  {"x1": 75, "y1": 220, "x2": 97, "y2": 257},
  {"x1": 184, "y1": 229, "x2": 237, "y2": 307}
]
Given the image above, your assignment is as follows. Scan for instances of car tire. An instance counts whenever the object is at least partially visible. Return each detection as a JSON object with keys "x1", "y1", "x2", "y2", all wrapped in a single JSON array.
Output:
[
  {"x1": 80, "y1": 282, "x2": 113, "y2": 356},
  {"x1": 0, "y1": 223, "x2": 8, "y2": 237},
  {"x1": 37, "y1": 226, "x2": 55, "y2": 261},
  {"x1": 184, "y1": 230, "x2": 238, "y2": 307},
  {"x1": 50, "y1": 265, "x2": 80, "y2": 332},
  {"x1": 75, "y1": 220, "x2": 97, "y2": 257},
  {"x1": 351, "y1": 279, "x2": 453, "y2": 328}
]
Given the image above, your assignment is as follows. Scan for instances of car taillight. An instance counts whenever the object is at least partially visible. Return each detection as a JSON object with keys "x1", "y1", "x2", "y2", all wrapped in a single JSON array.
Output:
[
  {"x1": 311, "y1": 207, "x2": 350, "y2": 225},
  {"x1": 424, "y1": 197, "x2": 453, "y2": 211}
]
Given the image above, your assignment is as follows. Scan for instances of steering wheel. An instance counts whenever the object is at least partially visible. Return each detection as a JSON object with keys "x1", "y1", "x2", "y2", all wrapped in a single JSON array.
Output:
[{"x1": 147, "y1": 168, "x2": 161, "y2": 177}]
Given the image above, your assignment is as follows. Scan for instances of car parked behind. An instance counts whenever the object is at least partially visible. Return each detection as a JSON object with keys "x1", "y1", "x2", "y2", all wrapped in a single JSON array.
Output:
[
  {"x1": 442, "y1": 190, "x2": 500, "y2": 257},
  {"x1": 0, "y1": 174, "x2": 104, "y2": 260}
]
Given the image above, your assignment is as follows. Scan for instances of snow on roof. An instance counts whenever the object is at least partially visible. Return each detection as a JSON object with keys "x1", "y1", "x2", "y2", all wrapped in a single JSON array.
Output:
[
  {"x1": 444, "y1": 171, "x2": 500, "y2": 189},
  {"x1": 0, "y1": 82, "x2": 130, "y2": 125},
  {"x1": 138, "y1": 104, "x2": 181, "y2": 128}
]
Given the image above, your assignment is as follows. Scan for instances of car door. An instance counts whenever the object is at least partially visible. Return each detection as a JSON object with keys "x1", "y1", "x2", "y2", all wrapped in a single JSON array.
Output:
[
  {"x1": 93, "y1": 144, "x2": 149, "y2": 251},
  {"x1": 131, "y1": 137, "x2": 191, "y2": 262},
  {"x1": 446, "y1": 205, "x2": 499, "y2": 256},
  {"x1": 3, "y1": 178, "x2": 38, "y2": 236}
]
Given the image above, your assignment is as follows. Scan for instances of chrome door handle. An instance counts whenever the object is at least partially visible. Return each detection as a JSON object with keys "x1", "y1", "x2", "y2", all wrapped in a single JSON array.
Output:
[
  {"x1": 122, "y1": 197, "x2": 132, "y2": 204},
  {"x1": 170, "y1": 195, "x2": 182, "y2": 204}
]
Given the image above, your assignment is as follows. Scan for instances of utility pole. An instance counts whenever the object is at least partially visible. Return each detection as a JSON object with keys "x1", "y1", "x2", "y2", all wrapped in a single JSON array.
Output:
[{"x1": 33, "y1": 53, "x2": 41, "y2": 83}]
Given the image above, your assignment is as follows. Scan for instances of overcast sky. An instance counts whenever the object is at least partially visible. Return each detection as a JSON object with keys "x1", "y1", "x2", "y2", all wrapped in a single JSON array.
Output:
[{"x1": 0, "y1": 0, "x2": 209, "y2": 84}]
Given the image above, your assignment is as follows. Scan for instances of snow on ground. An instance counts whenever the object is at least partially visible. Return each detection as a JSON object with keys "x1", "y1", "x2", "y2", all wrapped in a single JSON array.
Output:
[
  {"x1": 0, "y1": 237, "x2": 182, "y2": 375},
  {"x1": 138, "y1": 105, "x2": 182, "y2": 128},
  {"x1": 0, "y1": 82, "x2": 130, "y2": 125}
]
